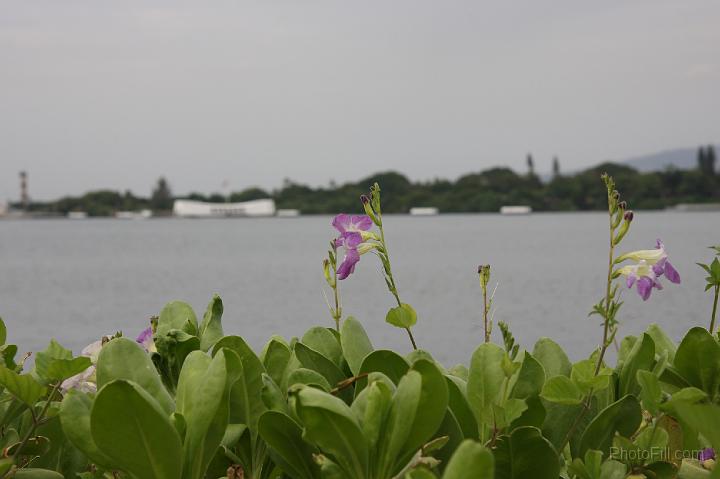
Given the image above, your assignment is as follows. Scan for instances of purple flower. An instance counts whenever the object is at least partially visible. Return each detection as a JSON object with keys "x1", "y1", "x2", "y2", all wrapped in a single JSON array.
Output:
[
  {"x1": 136, "y1": 327, "x2": 156, "y2": 352},
  {"x1": 617, "y1": 239, "x2": 680, "y2": 301},
  {"x1": 699, "y1": 448, "x2": 715, "y2": 462},
  {"x1": 332, "y1": 214, "x2": 373, "y2": 235},
  {"x1": 331, "y1": 214, "x2": 376, "y2": 280}
]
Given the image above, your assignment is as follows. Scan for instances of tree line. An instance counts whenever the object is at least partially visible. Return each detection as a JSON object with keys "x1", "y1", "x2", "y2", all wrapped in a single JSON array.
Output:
[{"x1": 22, "y1": 148, "x2": 718, "y2": 216}]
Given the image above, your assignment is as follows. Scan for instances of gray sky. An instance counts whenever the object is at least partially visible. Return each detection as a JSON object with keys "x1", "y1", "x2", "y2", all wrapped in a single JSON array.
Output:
[{"x1": 2, "y1": 1, "x2": 719, "y2": 200}]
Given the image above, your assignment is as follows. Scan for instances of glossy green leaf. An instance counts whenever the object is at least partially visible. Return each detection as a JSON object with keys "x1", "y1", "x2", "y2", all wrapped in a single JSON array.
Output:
[
  {"x1": 157, "y1": 300, "x2": 199, "y2": 337},
  {"x1": 262, "y1": 338, "x2": 292, "y2": 386},
  {"x1": 674, "y1": 327, "x2": 720, "y2": 399},
  {"x1": 34, "y1": 339, "x2": 72, "y2": 383},
  {"x1": 59, "y1": 390, "x2": 114, "y2": 468},
  {"x1": 12, "y1": 469, "x2": 65, "y2": 478},
  {"x1": 510, "y1": 352, "x2": 545, "y2": 399},
  {"x1": 446, "y1": 376, "x2": 478, "y2": 439},
  {"x1": 198, "y1": 294, "x2": 224, "y2": 352},
  {"x1": 467, "y1": 343, "x2": 506, "y2": 435},
  {"x1": 340, "y1": 317, "x2": 374, "y2": 376},
  {"x1": 618, "y1": 333, "x2": 655, "y2": 397},
  {"x1": 493, "y1": 426, "x2": 559, "y2": 479},
  {"x1": 294, "y1": 343, "x2": 348, "y2": 401},
  {"x1": 212, "y1": 336, "x2": 266, "y2": 432},
  {"x1": 356, "y1": 350, "x2": 410, "y2": 395},
  {"x1": 302, "y1": 327, "x2": 343, "y2": 367},
  {"x1": 578, "y1": 395, "x2": 641, "y2": 457},
  {"x1": 0, "y1": 366, "x2": 46, "y2": 405},
  {"x1": 385, "y1": 303, "x2": 417, "y2": 329},
  {"x1": 0, "y1": 317, "x2": 6, "y2": 346},
  {"x1": 532, "y1": 337, "x2": 571, "y2": 378},
  {"x1": 443, "y1": 440, "x2": 494, "y2": 479},
  {"x1": 293, "y1": 385, "x2": 368, "y2": 479},
  {"x1": 91, "y1": 380, "x2": 183, "y2": 479},
  {"x1": 176, "y1": 349, "x2": 241, "y2": 479},
  {"x1": 46, "y1": 357, "x2": 92, "y2": 382},
  {"x1": 646, "y1": 324, "x2": 676, "y2": 364},
  {"x1": 541, "y1": 375, "x2": 583, "y2": 405},
  {"x1": 258, "y1": 410, "x2": 321, "y2": 479},
  {"x1": 637, "y1": 370, "x2": 662, "y2": 415},
  {"x1": 287, "y1": 368, "x2": 332, "y2": 391},
  {"x1": 96, "y1": 337, "x2": 175, "y2": 415}
]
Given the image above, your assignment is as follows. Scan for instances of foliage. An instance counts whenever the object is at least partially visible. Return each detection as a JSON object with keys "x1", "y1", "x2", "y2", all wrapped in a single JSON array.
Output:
[{"x1": 1, "y1": 176, "x2": 719, "y2": 478}]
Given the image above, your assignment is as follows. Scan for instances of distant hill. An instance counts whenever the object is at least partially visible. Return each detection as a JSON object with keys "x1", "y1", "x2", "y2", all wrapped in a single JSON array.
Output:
[{"x1": 615, "y1": 146, "x2": 713, "y2": 172}]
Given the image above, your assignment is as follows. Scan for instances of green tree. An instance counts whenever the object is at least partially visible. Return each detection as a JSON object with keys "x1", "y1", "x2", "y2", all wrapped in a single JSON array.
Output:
[{"x1": 150, "y1": 177, "x2": 173, "y2": 211}]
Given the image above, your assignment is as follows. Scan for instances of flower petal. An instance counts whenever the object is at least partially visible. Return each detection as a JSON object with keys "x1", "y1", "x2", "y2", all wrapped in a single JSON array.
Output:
[
  {"x1": 350, "y1": 215, "x2": 373, "y2": 231},
  {"x1": 664, "y1": 261, "x2": 681, "y2": 284},
  {"x1": 332, "y1": 214, "x2": 351, "y2": 234},
  {"x1": 636, "y1": 277, "x2": 653, "y2": 301},
  {"x1": 337, "y1": 248, "x2": 360, "y2": 280}
]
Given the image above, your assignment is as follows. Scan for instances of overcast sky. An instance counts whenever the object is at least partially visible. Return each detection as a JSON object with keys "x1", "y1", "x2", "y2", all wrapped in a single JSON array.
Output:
[{"x1": 1, "y1": 1, "x2": 719, "y2": 200}]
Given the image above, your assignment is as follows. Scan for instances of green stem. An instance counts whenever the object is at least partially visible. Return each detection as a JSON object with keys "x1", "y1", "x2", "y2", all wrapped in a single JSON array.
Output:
[
  {"x1": 12, "y1": 382, "x2": 61, "y2": 463},
  {"x1": 710, "y1": 286, "x2": 719, "y2": 334},
  {"x1": 332, "y1": 264, "x2": 341, "y2": 332},
  {"x1": 378, "y1": 221, "x2": 418, "y2": 350},
  {"x1": 483, "y1": 285, "x2": 490, "y2": 343}
]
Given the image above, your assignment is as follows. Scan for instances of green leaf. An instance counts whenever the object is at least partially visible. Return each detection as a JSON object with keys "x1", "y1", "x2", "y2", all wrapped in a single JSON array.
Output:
[
  {"x1": 446, "y1": 376, "x2": 479, "y2": 439},
  {"x1": 293, "y1": 385, "x2": 368, "y2": 479},
  {"x1": 571, "y1": 359, "x2": 612, "y2": 394},
  {"x1": 443, "y1": 440, "x2": 494, "y2": 479},
  {"x1": 34, "y1": 339, "x2": 72, "y2": 383},
  {"x1": 645, "y1": 324, "x2": 676, "y2": 364},
  {"x1": 385, "y1": 303, "x2": 417, "y2": 329},
  {"x1": 636, "y1": 370, "x2": 662, "y2": 415},
  {"x1": 340, "y1": 317, "x2": 374, "y2": 376},
  {"x1": 262, "y1": 338, "x2": 292, "y2": 386},
  {"x1": 59, "y1": 390, "x2": 114, "y2": 468},
  {"x1": 0, "y1": 317, "x2": 6, "y2": 346},
  {"x1": 287, "y1": 368, "x2": 332, "y2": 391},
  {"x1": 258, "y1": 410, "x2": 321, "y2": 479},
  {"x1": 176, "y1": 348, "x2": 241, "y2": 479},
  {"x1": 510, "y1": 352, "x2": 545, "y2": 399},
  {"x1": 91, "y1": 380, "x2": 183, "y2": 479},
  {"x1": 674, "y1": 327, "x2": 720, "y2": 399},
  {"x1": 618, "y1": 333, "x2": 655, "y2": 397},
  {"x1": 467, "y1": 343, "x2": 506, "y2": 436},
  {"x1": 46, "y1": 357, "x2": 92, "y2": 382},
  {"x1": 356, "y1": 350, "x2": 410, "y2": 394},
  {"x1": 212, "y1": 336, "x2": 266, "y2": 432},
  {"x1": 12, "y1": 469, "x2": 65, "y2": 478},
  {"x1": 493, "y1": 426, "x2": 559, "y2": 479},
  {"x1": 532, "y1": 337, "x2": 571, "y2": 378},
  {"x1": 673, "y1": 402, "x2": 720, "y2": 452},
  {"x1": 0, "y1": 366, "x2": 46, "y2": 405},
  {"x1": 302, "y1": 327, "x2": 343, "y2": 368},
  {"x1": 294, "y1": 343, "x2": 347, "y2": 399},
  {"x1": 96, "y1": 337, "x2": 175, "y2": 415},
  {"x1": 578, "y1": 395, "x2": 642, "y2": 457},
  {"x1": 198, "y1": 294, "x2": 224, "y2": 352},
  {"x1": 541, "y1": 376, "x2": 584, "y2": 405},
  {"x1": 157, "y1": 301, "x2": 199, "y2": 337}
]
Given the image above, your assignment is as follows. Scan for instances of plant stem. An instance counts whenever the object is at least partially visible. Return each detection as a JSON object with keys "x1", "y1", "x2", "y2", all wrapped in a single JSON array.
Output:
[
  {"x1": 710, "y1": 285, "x2": 719, "y2": 334},
  {"x1": 12, "y1": 382, "x2": 61, "y2": 463},
  {"x1": 378, "y1": 222, "x2": 418, "y2": 350},
  {"x1": 595, "y1": 213, "x2": 616, "y2": 375},
  {"x1": 332, "y1": 261, "x2": 341, "y2": 332},
  {"x1": 483, "y1": 284, "x2": 490, "y2": 343}
]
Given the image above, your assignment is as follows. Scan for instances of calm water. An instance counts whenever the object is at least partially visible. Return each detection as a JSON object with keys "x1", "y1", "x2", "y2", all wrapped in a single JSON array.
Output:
[{"x1": 1, "y1": 212, "x2": 718, "y2": 365}]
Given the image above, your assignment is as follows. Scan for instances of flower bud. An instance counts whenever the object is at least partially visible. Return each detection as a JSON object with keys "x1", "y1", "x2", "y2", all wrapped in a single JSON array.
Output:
[
  {"x1": 624, "y1": 210, "x2": 634, "y2": 222},
  {"x1": 478, "y1": 264, "x2": 491, "y2": 290},
  {"x1": 613, "y1": 213, "x2": 632, "y2": 246},
  {"x1": 362, "y1": 197, "x2": 380, "y2": 226},
  {"x1": 360, "y1": 194, "x2": 370, "y2": 205},
  {"x1": 322, "y1": 259, "x2": 333, "y2": 286},
  {"x1": 618, "y1": 201, "x2": 627, "y2": 210}
]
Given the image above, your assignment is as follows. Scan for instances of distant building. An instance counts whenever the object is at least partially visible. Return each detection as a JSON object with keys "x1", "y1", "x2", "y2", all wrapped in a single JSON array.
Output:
[{"x1": 173, "y1": 199, "x2": 276, "y2": 218}]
